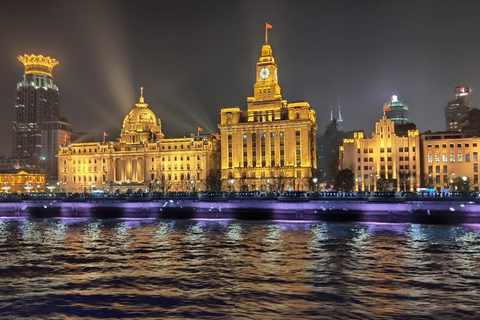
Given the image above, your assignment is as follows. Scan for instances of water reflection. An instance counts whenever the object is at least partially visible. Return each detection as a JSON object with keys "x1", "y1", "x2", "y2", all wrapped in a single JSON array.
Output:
[{"x1": 0, "y1": 219, "x2": 479, "y2": 319}]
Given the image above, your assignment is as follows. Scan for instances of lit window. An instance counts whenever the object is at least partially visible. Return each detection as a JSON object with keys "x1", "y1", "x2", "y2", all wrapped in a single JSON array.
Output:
[
  {"x1": 427, "y1": 154, "x2": 433, "y2": 163},
  {"x1": 458, "y1": 154, "x2": 463, "y2": 162}
]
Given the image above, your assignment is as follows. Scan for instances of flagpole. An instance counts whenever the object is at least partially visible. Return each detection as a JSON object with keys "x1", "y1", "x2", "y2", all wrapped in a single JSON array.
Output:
[
  {"x1": 103, "y1": 132, "x2": 105, "y2": 144},
  {"x1": 265, "y1": 22, "x2": 268, "y2": 44}
]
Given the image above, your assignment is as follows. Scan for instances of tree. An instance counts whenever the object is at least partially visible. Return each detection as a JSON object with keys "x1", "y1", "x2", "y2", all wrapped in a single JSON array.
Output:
[
  {"x1": 376, "y1": 178, "x2": 393, "y2": 192},
  {"x1": 398, "y1": 171, "x2": 412, "y2": 191},
  {"x1": 205, "y1": 170, "x2": 221, "y2": 192},
  {"x1": 334, "y1": 169, "x2": 355, "y2": 192},
  {"x1": 269, "y1": 167, "x2": 290, "y2": 192},
  {"x1": 420, "y1": 174, "x2": 434, "y2": 189},
  {"x1": 238, "y1": 169, "x2": 249, "y2": 192},
  {"x1": 452, "y1": 176, "x2": 470, "y2": 192}
]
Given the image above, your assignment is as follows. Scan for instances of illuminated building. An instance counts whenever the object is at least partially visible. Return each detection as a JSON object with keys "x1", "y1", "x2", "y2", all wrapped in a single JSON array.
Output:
[
  {"x1": 384, "y1": 95, "x2": 409, "y2": 124},
  {"x1": 14, "y1": 55, "x2": 60, "y2": 158},
  {"x1": 218, "y1": 35, "x2": 317, "y2": 192},
  {"x1": 339, "y1": 113, "x2": 420, "y2": 192},
  {"x1": 57, "y1": 88, "x2": 220, "y2": 193},
  {"x1": 420, "y1": 132, "x2": 480, "y2": 192},
  {"x1": 0, "y1": 169, "x2": 45, "y2": 194},
  {"x1": 41, "y1": 120, "x2": 72, "y2": 181},
  {"x1": 445, "y1": 86, "x2": 471, "y2": 131}
]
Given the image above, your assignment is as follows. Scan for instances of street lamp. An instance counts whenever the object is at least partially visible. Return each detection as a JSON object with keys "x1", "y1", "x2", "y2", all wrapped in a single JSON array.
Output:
[
  {"x1": 230, "y1": 179, "x2": 234, "y2": 192},
  {"x1": 313, "y1": 177, "x2": 318, "y2": 192}
]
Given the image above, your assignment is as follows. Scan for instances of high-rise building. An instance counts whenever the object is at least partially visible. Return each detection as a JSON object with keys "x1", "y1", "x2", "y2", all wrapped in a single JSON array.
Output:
[
  {"x1": 339, "y1": 113, "x2": 420, "y2": 192},
  {"x1": 384, "y1": 95, "x2": 409, "y2": 124},
  {"x1": 445, "y1": 86, "x2": 471, "y2": 131},
  {"x1": 41, "y1": 120, "x2": 72, "y2": 180},
  {"x1": 14, "y1": 54, "x2": 60, "y2": 158},
  {"x1": 218, "y1": 34, "x2": 318, "y2": 192},
  {"x1": 317, "y1": 116, "x2": 344, "y2": 186}
]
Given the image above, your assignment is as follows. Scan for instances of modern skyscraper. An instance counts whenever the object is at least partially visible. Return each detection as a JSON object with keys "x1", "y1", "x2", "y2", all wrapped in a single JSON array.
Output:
[
  {"x1": 445, "y1": 86, "x2": 471, "y2": 131},
  {"x1": 14, "y1": 54, "x2": 60, "y2": 158},
  {"x1": 317, "y1": 118, "x2": 344, "y2": 186},
  {"x1": 218, "y1": 28, "x2": 318, "y2": 192},
  {"x1": 384, "y1": 95, "x2": 409, "y2": 124}
]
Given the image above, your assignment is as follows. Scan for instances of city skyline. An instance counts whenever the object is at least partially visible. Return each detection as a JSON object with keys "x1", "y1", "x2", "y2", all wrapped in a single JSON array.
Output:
[{"x1": 2, "y1": 0, "x2": 480, "y2": 155}]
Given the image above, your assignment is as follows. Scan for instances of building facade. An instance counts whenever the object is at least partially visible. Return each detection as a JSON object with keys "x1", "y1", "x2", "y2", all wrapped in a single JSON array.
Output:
[
  {"x1": 384, "y1": 95, "x2": 409, "y2": 124},
  {"x1": 14, "y1": 55, "x2": 60, "y2": 158},
  {"x1": 339, "y1": 113, "x2": 420, "y2": 192},
  {"x1": 317, "y1": 119, "x2": 345, "y2": 187},
  {"x1": 58, "y1": 89, "x2": 220, "y2": 193},
  {"x1": 218, "y1": 41, "x2": 317, "y2": 192},
  {"x1": 445, "y1": 86, "x2": 471, "y2": 131},
  {"x1": 41, "y1": 120, "x2": 72, "y2": 181},
  {"x1": 420, "y1": 132, "x2": 480, "y2": 192},
  {"x1": 0, "y1": 169, "x2": 45, "y2": 194}
]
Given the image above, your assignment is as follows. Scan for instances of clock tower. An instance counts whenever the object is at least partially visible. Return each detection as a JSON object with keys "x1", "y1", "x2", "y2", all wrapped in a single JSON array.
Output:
[
  {"x1": 219, "y1": 27, "x2": 318, "y2": 193},
  {"x1": 250, "y1": 45, "x2": 282, "y2": 102}
]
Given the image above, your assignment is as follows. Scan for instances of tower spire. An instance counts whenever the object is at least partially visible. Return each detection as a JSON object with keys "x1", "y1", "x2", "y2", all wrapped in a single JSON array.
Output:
[
  {"x1": 140, "y1": 87, "x2": 144, "y2": 103},
  {"x1": 136, "y1": 87, "x2": 148, "y2": 108},
  {"x1": 330, "y1": 100, "x2": 334, "y2": 121},
  {"x1": 338, "y1": 98, "x2": 343, "y2": 123}
]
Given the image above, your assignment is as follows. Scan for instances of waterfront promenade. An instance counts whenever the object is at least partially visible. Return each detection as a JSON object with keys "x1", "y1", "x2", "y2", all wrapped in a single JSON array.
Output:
[{"x1": 1, "y1": 192, "x2": 480, "y2": 224}]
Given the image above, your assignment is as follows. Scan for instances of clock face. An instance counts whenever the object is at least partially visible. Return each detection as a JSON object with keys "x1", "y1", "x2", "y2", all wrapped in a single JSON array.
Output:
[{"x1": 259, "y1": 67, "x2": 271, "y2": 80}]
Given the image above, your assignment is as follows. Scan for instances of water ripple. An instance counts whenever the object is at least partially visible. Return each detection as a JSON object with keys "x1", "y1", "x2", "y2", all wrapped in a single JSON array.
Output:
[{"x1": 0, "y1": 219, "x2": 479, "y2": 319}]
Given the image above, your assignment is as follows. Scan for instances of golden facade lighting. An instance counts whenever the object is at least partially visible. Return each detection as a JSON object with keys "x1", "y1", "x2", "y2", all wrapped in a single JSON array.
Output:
[{"x1": 17, "y1": 54, "x2": 59, "y2": 77}]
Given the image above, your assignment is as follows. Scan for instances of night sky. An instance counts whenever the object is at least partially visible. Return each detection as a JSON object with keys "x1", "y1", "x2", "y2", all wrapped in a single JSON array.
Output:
[{"x1": 1, "y1": 0, "x2": 480, "y2": 155}]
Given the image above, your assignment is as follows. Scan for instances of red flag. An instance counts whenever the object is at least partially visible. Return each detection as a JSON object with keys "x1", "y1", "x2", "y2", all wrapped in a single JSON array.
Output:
[
  {"x1": 266, "y1": 23, "x2": 273, "y2": 29},
  {"x1": 198, "y1": 126, "x2": 204, "y2": 132},
  {"x1": 384, "y1": 106, "x2": 391, "y2": 111},
  {"x1": 103, "y1": 131, "x2": 108, "y2": 137},
  {"x1": 65, "y1": 134, "x2": 70, "y2": 139}
]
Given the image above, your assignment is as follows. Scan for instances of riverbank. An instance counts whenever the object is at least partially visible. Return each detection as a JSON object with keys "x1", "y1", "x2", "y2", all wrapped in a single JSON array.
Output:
[{"x1": 1, "y1": 197, "x2": 480, "y2": 224}]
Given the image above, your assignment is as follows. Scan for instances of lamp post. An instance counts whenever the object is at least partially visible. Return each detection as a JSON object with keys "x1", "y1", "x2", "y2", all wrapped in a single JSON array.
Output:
[
  {"x1": 462, "y1": 176, "x2": 469, "y2": 192},
  {"x1": 230, "y1": 179, "x2": 234, "y2": 192},
  {"x1": 313, "y1": 177, "x2": 318, "y2": 192}
]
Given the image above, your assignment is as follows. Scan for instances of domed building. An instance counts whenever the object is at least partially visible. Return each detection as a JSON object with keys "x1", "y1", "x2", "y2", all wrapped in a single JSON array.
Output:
[
  {"x1": 119, "y1": 87, "x2": 164, "y2": 144},
  {"x1": 57, "y1": 88, "x2": 220, "y2": 193}
]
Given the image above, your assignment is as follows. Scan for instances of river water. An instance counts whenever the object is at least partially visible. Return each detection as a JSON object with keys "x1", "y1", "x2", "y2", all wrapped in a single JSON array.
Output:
[{"x1": 0, "y1": 218, "x2": 479, "y2": 319}]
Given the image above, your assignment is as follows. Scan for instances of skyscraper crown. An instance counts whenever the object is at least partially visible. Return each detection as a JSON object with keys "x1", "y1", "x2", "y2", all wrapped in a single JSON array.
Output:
[{"x1": 17, "y1": 54, "x2": 59, "y2": 77}]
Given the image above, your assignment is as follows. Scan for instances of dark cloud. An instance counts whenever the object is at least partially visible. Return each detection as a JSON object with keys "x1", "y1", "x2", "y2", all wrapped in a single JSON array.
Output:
[{"x1": 1, "y1": 0, "x2": 479, "y2": 154}]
